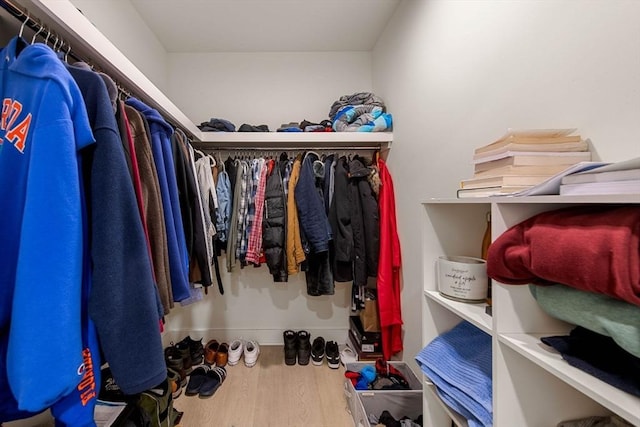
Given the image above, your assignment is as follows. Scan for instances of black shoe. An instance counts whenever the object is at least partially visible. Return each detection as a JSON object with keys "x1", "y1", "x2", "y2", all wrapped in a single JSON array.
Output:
[
  {"x1": 165, "y1": 345, "x2": 190, "y2": 377},
  {"x1": 325, "y1": 341, "x2": 339, "y2": 369},
  {"x1": 177, "y1": 336, "x2": 204, "y2": 366},
  {"x1": 311, "y1": 337, "x2": 325, "y2": 366},
  {"x1": 283, "y1": 330, "x2": 297, "y2": 365},
  {"x1": 297, "y1": 331, "x2": 311, "y2": 366}
]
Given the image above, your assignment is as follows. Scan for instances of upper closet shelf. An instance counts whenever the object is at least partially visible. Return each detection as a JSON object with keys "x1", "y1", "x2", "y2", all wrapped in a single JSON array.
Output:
[{"x1": 6, "y1": 0, "x2": 393, "y2": 151}]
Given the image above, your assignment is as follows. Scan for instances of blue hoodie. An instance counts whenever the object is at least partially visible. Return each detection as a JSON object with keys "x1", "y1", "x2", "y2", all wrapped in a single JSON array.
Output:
[
  {"x1": 0, "y1": 37, "x2": 94, "y2": 421},
  {"x1": 126, "y1": 98, "x2": 191, "y2": 301}
]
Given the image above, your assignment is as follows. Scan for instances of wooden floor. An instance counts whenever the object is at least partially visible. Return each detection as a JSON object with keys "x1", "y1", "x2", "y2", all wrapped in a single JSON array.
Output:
[{"x1": 174, "y1": 345, "x2": 355, "y2": 427}]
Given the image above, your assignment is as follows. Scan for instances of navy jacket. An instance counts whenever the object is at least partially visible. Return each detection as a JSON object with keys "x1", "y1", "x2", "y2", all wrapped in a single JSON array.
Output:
[
  {"x1": 68, "y1": 67, "x2": 166, "y2": 394},
  {"x1": 294, "y1": 153, "x2": 332, "y2": 253}
]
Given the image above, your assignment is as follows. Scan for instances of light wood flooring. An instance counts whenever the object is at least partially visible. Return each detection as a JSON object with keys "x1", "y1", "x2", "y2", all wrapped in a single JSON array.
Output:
[{"x1": 174, "y1": 345, "x2": 355, "y2": 427}]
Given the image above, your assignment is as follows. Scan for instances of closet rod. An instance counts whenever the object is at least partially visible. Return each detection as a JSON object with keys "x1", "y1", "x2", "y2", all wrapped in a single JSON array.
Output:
[
  {"x1": 192, "y1": 144, "x2": 384, "y2": 152},
  {"x1": 0, "y1": 0, "x2": 197, "y2": 140}
]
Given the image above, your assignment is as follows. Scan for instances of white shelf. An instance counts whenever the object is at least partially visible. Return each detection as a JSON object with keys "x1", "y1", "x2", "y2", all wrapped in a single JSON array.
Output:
[
  {"x1": 424, "y1": 291, "x2": 492, "y2": 335},
  {"x1": 498, "y1": 333, "x2": 640, "y2": 426},
  {"x1": 422, "y1": 196, "x2": 639, "y2": 426},
  {"x1": 425, "y1": 194, "x2": 640, "y2": 204},
  {"x1": 424, "y1": 379, "x2": 469, "y2": 427}
]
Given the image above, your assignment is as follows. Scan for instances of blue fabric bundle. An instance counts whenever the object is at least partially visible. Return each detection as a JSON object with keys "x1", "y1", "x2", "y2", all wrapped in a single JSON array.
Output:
[
  {"x1": 332, "y1": 105, "x2": 392, "y2": 132},
  {"x1": 415, "y1": 321, "x2": 493, "y2": 427}
]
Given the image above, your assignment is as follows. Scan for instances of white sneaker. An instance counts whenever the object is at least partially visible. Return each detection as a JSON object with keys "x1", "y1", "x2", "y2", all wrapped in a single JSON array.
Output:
[
  {"x1": 243, "y1": 340, "x2": 260, "y2": 367},
  {"x1": 340, "y1": 345, "x2": 357, "y2": 366},
  {"x1": 227, "y1": 339, "x2": 244, "y2": 366}
]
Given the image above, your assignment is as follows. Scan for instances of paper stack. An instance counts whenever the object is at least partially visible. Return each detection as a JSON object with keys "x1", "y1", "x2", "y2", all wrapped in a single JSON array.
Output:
[
  {"x1": 458, "y1": 128, "x2": 592, "y2": 198},
  {"x1": 559, "y1": 157, "x2": 640, "y2": 195}
]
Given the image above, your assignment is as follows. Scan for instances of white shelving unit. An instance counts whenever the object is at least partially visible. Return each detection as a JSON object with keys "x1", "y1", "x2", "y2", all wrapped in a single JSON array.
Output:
[{"x1": 421, "y1": 195, "x2": 640, "y2": 427}]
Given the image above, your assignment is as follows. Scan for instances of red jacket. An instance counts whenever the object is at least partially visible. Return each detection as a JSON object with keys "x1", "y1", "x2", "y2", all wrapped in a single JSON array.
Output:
[{"x1": 377, "y1": 158, "x2": 403, "y2": 359}]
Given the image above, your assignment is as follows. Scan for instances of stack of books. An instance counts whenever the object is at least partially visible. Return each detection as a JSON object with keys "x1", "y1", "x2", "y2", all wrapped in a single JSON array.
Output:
[
  {"x1": 559, "y1": 157, "x2": 640, "y2": 195},
  {"x1": 458, "y1": 128, "x2": 591, "y2": 198}
]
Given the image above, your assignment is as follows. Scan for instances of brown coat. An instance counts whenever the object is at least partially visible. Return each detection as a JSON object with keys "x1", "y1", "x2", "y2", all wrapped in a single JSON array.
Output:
[
  {"x1": 124, "y1": 104, "x2": 173, "y2": 313},
  {"x1": 286, "y1": 156, "x2": 306, "y2": 274}
]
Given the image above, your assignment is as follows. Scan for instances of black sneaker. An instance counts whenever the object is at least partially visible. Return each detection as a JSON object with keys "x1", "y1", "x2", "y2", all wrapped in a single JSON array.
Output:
[
  {"x1": 325, "y1": 341, "x2": 339, "y2": 369},
  {"x1": 177, "y1": 336, "x2": 204, "y2": 367},
  {"x1": 297, "y1": 331, "x2": 311, "y2": 366},
  {"x1": 311, "y1": 336, "x2": 325, "y2": 366},
  {"x1": 283, "y1": 330, "x2": 297, "y2": 365},
  {"x1": 165, "y1": 344, "x2": 190, "y2": 375}
]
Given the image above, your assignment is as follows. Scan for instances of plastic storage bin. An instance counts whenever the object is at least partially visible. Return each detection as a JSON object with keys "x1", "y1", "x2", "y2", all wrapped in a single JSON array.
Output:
[{"x1": 344, "y1": 362, "x2": 423, "y2": 427}]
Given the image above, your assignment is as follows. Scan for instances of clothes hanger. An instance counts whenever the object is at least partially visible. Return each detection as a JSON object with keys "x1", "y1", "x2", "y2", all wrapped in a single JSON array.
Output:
[
  {"x1": 31, "y1": 25, "x2": 43, "y2": 44},
  {"x1": 64, "y1": 43, "x2": 71, "y2": 63},
  {"x1": 18, "y1": 11, "x2": 29, "y2": 38}
]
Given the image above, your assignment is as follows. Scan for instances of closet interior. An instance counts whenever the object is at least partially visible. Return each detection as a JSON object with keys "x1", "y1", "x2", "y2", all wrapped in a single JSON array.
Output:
[{"x1": 3, "y1": 0, "x2": 640, "y2": 426}]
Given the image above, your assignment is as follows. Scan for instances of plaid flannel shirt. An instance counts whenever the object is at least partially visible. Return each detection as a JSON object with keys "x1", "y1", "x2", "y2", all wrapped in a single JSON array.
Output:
[
  {"x1": 236, "y1": 161, "x2": 249, "y2": 261},
  {"x1": 246, "y1": 160, "x2": 269, "y2": 264}
]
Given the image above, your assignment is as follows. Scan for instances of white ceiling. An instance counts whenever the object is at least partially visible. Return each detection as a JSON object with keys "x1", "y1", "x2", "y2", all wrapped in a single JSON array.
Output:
[{"x1": 128, "y1": 0, "x2": 400, "y2": 52}]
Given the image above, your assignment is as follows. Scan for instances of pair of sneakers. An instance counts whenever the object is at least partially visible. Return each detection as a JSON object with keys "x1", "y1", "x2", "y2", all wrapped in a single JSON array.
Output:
[
  {"x1": 310, "y1": 337, "x2": 340, "y2": 369},
  {"x1": 227, "y1": 339, "x2": 260, "y2": 367}
]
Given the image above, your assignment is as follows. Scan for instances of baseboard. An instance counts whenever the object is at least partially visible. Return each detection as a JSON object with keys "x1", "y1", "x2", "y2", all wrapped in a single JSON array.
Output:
[{"x1": 162, "y1": 328, "x2": 350, "y2": 347}]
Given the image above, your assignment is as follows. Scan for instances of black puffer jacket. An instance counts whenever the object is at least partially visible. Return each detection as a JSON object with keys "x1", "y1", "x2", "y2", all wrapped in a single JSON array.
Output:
[
  {"x1": 262, "y1": 160, "x2": 288, "y2": 282},
  {"x1": 329, "y1": 156, "x2": 354, "y2": 282},
  {"x1": 348, "y1": 157, "x2": 380, "y2": 285}
]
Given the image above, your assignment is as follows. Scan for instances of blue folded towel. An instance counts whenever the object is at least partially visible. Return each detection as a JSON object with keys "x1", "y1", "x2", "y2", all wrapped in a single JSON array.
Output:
[{"x1": 415, "y1": 320, "x2": 493, "y2": 427}]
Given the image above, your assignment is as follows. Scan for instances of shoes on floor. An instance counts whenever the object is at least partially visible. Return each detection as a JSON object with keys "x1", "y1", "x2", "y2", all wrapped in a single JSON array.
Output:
[
  {"x1": 311, "y1": 336, "x2": 325, "y2": 366},
  {"x1": 283, "y1": 330, "x2": 298, "y2": 365},
  {"x1": 227, "y1": 339, "x2": 244, "y2": 366},
  {"x1": 204, "y1": 339, "x2": 219, "y2": 366},
  {"x1": 176, "y1": 335, "x2": 204, "y2": 367},
  {"x1": 243, "y1": 340, "x2": 260, "y2": 367},
  {"x1": 198, "y1": 366, "x2": 227, "y2": 399},
  {"x1": 297, "y1": 331, "x2": 311, "y2": 366},
  {"x1": 164, "y1": 345, "x2": 188, "y2": 380},
  {"x1": 216, "y1": 342, "x2": 229, "y2": 367},
  {"x1": 167, "y1": 368, "x2": 183, "y2": 399},
  {"x1": 340, "y1": 345, "x2": 357, "y2": 366},
  {"x1": 185, "y1": 366, "x2": 210, "y2": 396},
  {"x1": 325, "y1": 340, "x2": 340, "y2": 369}
]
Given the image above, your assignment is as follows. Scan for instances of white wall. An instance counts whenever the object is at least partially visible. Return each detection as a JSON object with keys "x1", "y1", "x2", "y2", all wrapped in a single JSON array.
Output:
[
  {"x1": 69, "y1": 0, "x2": 168, "y2": 90},
  {"x1": 166, "y1": 52, "x2": 372, "y2": 131},
  {"x1": 372, "y1": 0, "x2": 640, "y2": 371},
  {"x1": 163, "y1": 51, "x2": 373, "y2": 344}
]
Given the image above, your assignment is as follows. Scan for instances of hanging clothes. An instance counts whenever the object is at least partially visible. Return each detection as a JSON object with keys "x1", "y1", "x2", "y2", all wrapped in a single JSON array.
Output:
[
  {"x1": 246, "y1": 158, "x2": 268, "y2": 265},
  {"x1": 126, "y1": 97, "x2": 191, "y2": 302},
  {"x1": 286, "y1": 155, "x2": 306, "y2": 274},
  {"x1": 296, "y1": 152, "x2": 334, "y2": 296},
  {"x1": 377, "y1": 157, "x2": 403, "y2": 360},
  {"x1": 0, "y1": 36, "x2": 97, "y2": 423},
  {"x1": 67, "y1": 62, "x2": 167, "y2": 395},
  {"x1": 123, "y1": 103, "x2": 174, "y2": 314},
  {"x1": 171, "y1": 130, "x2": 212, "y2": 289},
  {"x1": 263, "y1": 159, "x2": 288, "y2": 282}
]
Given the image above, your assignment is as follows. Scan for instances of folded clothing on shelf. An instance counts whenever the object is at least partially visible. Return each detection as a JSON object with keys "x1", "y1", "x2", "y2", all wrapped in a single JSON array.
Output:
[{"x1": 415, "y1": 320, "x2": 492, "y2": 427}]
